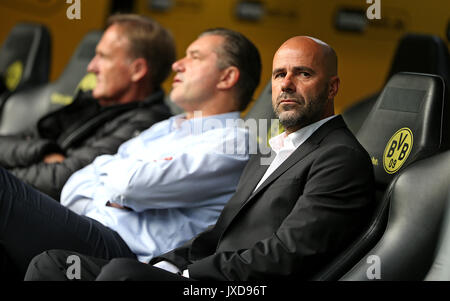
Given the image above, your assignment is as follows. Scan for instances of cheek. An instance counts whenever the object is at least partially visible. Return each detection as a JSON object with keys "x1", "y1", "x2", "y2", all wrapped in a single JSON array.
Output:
[
  {"x1": 111, "y1": 64, "x2": 131, "y2": 83},
  {"x1": 298, "y1": 83, "x2": 317, "y2": 98},
  {"x1": 103, "y1": 72, "x2": 130, "y2": 96},
  {"x1": 274, "y1": 81, "x2": 284, "y2": 92}
]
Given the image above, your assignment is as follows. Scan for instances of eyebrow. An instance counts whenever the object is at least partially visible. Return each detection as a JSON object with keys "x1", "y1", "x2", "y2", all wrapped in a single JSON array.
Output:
[
  {"x1": 187, "y1": 49, "x2": 201, "y2": 57},
  {"x1": 272, "y1": 66, "x2": 315, "y2": 76},
  {"x1": 96, "y1": 48, "x2": 107, "y2": 57}
]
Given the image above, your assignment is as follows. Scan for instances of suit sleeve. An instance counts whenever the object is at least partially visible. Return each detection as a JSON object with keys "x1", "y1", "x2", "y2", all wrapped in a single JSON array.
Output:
[
  {"x1": 184, "y1": 144, "x2": 375, "y2": 280},
  {"x1": 9, "y1": 109, "x2": 160, "y2": 200},
  {"x1": 0, "y1": 136, "x2": 61, "y2": 169},
  {"x1": 150, "y1": 224, "x2": 216, "y2": 268}
]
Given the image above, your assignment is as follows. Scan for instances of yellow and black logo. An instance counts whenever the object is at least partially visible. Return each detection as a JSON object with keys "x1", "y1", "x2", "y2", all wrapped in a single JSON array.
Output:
[
  {"x1": 76, "y1": 72, "x2": 96, "y2": 92},
  {"x1": 5, "y1": 60, "x2": 23, "y2": 91},
  {"x1": 383, "y1": 127, "x2": 413, "y2": 174}
]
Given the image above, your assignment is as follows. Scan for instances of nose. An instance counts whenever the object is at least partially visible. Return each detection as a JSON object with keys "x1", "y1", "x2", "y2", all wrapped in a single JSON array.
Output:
[
  {"x1": 281, "y1": 73, "x2": 295, "y2": 93},
  {"x1": 172, "y1": 57, "x2": 185, "y2": 72},
  {"x1": 87, "y1": 55, "x2": 98, "y2": 73}
]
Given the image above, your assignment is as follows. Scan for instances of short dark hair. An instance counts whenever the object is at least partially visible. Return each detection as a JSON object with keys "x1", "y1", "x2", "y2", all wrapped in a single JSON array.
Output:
[
  {"x1": 200, "y1": 28, "x2": 262, "y2": 111},
  {"x1": 107, "y1": 14, "x2": 176, "y2": 88}
]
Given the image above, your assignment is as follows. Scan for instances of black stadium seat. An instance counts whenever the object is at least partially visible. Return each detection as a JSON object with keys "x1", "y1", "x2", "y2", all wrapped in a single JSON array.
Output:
[
  {"x1": 0, "y1": 76, "x2": 6, "y2": 95},
  {"x1": 341, "y1": 151, "x2": 450, "y2": 281},
  {"x1": 425, "y1": 189, "x2": 450, "y2": 281},
  {"x1": 342, "y1": 33, "x2": 450, "y2": 135},
  {"x1": 0, "y1": 23, "x2": 51, "y2": 111},
  {"x1": 357, "y1": 72, "x2": 447, "y2": 201},
  {"x1": 242, "y1": 80, "x2": 286, "y2": 155},
  {"x1": 312, "y1": 72, "x2": 448, "y2": 280},
  {"x1": 0, "y1": 30, "x2": 102, "y2": 135},
  {"x1": 243, "y1": 80, "x2": 275, "y2": 122}
]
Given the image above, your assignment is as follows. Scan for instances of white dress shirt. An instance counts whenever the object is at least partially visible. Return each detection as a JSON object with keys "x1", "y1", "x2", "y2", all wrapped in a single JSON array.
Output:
[{"x1": 254, "y1": 115, "x2": 337, "y2": 191}]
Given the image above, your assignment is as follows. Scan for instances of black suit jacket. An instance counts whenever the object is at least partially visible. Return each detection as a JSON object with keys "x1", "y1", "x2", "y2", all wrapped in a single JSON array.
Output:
[{"x1": 151, "y1": 115, "x2": 375, "y2": 280}]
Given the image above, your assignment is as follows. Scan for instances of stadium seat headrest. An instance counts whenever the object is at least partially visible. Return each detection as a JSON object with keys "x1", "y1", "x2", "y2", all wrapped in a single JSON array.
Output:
[
  {"x1": 357, "y1": 72, "x2": 446, "y2": 189},
  {"x1": 387, "y1": 33, "x2": 450, "y2": 86},
  {"x1": 0, "y1": 22, "x2": 51, "y2": 92}
]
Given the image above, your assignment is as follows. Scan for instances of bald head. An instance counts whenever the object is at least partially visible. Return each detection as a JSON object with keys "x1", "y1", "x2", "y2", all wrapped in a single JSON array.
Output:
[
  {"x1": 271, "y1": 36, "x2": 340, "y2": 134},
  {"x1": 275, "y1": 36, "x2": 338, "y2": 77}
]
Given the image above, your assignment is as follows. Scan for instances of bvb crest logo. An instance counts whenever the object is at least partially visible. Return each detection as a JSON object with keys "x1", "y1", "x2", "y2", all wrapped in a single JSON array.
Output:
[
  {"x1": 5, "y1": 60, "x2": 23, "y2": 91},
  {"x1": 383, "y1": 128, "x2": 413, "y2": 174}
]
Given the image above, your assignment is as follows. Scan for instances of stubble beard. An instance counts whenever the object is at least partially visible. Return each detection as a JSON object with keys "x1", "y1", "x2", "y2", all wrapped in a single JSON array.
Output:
[{"x1": 274, "y1": 89, "x2": 329, "y2": 132}]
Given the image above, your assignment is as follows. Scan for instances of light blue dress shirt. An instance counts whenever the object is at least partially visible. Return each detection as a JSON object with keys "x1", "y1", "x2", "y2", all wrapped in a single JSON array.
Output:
[{"x1": 61, "y1": 112, "x2": 249, "y2": 263}]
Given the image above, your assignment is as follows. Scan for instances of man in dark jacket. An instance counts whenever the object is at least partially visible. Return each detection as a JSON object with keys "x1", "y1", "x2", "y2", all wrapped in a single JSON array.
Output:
[
  {"x1": 0, "y1": 14, "x2": 175, "y2": 199},
  {"x1": 24, "y1": 36, "x2": 375, "y2": 282}
]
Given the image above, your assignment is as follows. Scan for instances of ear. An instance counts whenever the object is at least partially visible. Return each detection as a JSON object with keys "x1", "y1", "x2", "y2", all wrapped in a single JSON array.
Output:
[
  {"x1": 217, "y1": 66, "x2": 240, "y2": 90},
  {"x1": 327, "y1": 75, "x2": 340, "y2": 99},
  {"x1": 130, "y1": 58, "x2": 149, "y2": 83}
]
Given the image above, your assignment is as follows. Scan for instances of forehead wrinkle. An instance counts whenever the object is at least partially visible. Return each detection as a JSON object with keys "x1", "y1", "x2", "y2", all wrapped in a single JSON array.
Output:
[
  {"x1": 273, "y1": 47, "x2": 318, "y2": 73},
  {"x1": 275, "y1": 36, "x2": 337, "y2": 77}
]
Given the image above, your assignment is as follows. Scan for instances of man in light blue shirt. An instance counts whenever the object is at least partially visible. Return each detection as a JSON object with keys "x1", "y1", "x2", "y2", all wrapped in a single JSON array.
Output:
[
  {"x1": 0, "y1": 27, "x2": 262, "y2": 279},
  {"x1": 62, "y1": 111, "x2": 250, "y2": 262}
]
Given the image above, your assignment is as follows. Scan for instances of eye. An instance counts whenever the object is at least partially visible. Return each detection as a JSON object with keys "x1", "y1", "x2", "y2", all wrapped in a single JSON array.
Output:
[
  {"x1": 299, "y1": 71, "x2": 311, "y2": 77},
  {"x1": 97, "y1": 52, "x2": 107, "y2": 59},
  {"x1": 189, "y1": 52, "x2": 201, "y2": 60},
  {"x1": 273, "y1": 72, "x2": 285, "y2": 79}
]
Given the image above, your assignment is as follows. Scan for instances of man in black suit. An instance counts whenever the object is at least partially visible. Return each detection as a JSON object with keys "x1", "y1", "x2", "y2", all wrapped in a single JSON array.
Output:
[{"x1": 24, "y1": 36, "x2": 375, "y2": 281}]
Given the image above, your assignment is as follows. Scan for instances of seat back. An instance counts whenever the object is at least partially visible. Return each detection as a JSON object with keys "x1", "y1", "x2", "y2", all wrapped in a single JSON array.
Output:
[
  {"x1": 0, "y1": 76, "x2": 6, "y2": 95},
  {"x1": 243, "y1": 80, "x2": 275, "y2": 122},
  {"x1": 0, "y1": 30, "x2": 101, "y2": 135},
  {"x1": 0, "y1": 23, "x2": 51, "y2": 109},
  {"x1": 242, "y1": 80, "x2": 282, "y2": 154},
  {"x1": 358, "y1": 72, "x2": 446, "y2": 200},
  {"x1": 424, "y1": 190, "x2": 450, "y2": 281},
  {"x1": 343, "y1": 33, "x2": 450, "y2": 134},
  {"x1": 312, "y1": 72, "x2": 447, "y2": 280},
  {"x1": 341, "y1": 151, "x2": 450, "y2": 281}
]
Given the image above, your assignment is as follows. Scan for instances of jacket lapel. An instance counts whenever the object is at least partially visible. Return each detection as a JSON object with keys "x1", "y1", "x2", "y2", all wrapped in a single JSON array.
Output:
[
  {"x1": 218, "y1": 115, "x2": 347, "y2": 236},
  {"x1": 234, "y1": 154, "x2": 271, "y2": 202},
  {"x1": 189, "y1": 152, "x2": 271, "y2": 259}
]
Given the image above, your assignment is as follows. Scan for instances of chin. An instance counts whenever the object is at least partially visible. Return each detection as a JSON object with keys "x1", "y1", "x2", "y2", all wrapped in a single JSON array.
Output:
[
  {"x1": 278, "y1": 110, "x2": 297, "y2": 120},
  {"x1": 91, "y1": 89, "x2": 99, "y2": 97},
  {"x1": 279, "y1": 111, "x2": 303, "y2": 126},
  {"x1": 92, "y1": 89, "x2": 105, "y2": 100},
  {"x1": 169, "y1": 92, "x2": 182, "y2": 104}
]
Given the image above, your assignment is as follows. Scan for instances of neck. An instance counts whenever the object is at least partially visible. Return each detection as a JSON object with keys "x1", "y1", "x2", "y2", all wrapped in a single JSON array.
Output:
[{"x1": 184, "y1": 94, "x2": 238, "y2": 120}]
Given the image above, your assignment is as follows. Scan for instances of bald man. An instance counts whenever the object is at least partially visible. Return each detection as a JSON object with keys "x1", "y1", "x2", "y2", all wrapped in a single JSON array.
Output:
[
  {"x1": 272, "y1": 36, "x2": 339, "y2": 134},
  {"x1": 25, "y1": 36, "x2": 375, "y2": 281}
]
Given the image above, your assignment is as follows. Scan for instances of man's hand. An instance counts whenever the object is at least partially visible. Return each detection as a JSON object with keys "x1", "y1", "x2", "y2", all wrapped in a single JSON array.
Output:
[
  {"x1": 43, "y1": 153, "x2": 66, "y2": 163},
  {"x1": 106, "y1": 201, "x2": 132, "y2": 211}
]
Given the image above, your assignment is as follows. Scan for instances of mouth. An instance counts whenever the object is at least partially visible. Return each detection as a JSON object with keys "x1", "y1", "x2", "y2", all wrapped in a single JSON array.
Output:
[
  {"x1": 280, "y1": 99, "x2": 299, "y2": 104},
  {"x1": 172, "y1": 77, "x2": 182, "y2": 86},
  {"x1": 278, "y1": 99, "x2": 302, "y2": 107}
]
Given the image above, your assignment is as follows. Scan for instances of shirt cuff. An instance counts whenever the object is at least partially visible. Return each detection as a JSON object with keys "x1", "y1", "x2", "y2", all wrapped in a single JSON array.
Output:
[
  {"x1": 153, "y1": 260, "x2": 181, "y2": 274},
  {"x1": 153, "y1": 261, "x2": 190, "y2": 278}
]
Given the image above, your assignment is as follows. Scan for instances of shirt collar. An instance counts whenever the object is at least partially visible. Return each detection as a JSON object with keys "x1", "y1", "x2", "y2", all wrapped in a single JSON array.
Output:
[{"x1": 269, "y1": 115, "x2": 337, "y2": 153}]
